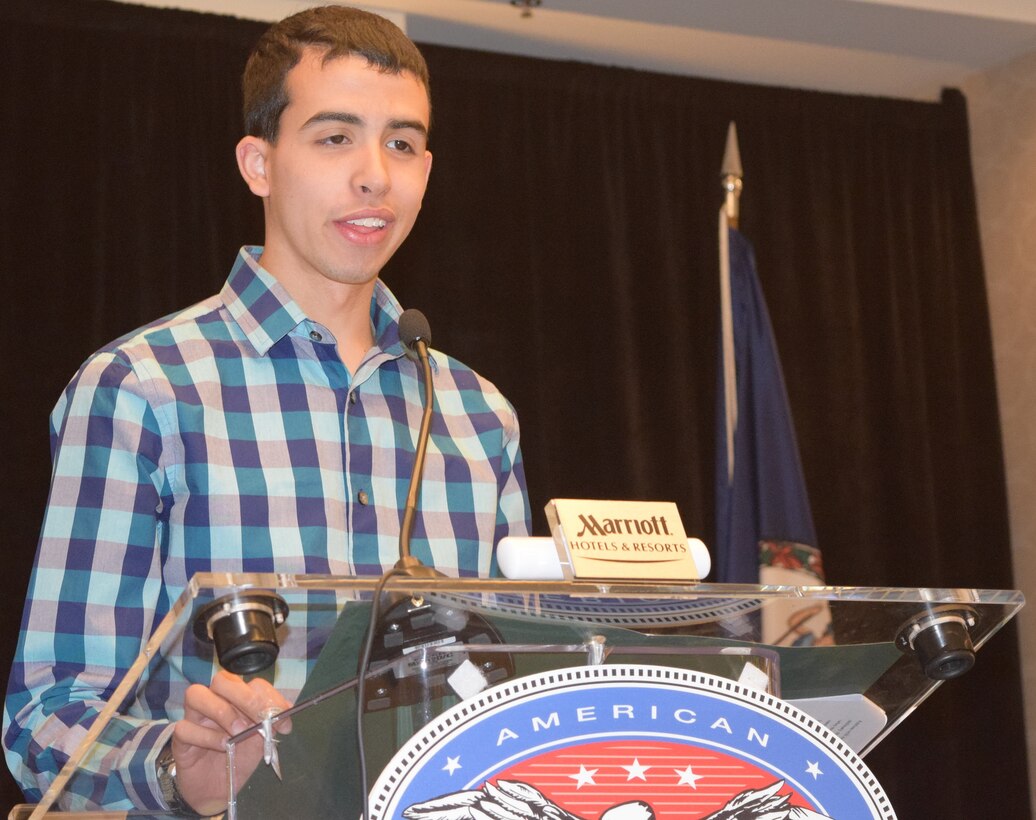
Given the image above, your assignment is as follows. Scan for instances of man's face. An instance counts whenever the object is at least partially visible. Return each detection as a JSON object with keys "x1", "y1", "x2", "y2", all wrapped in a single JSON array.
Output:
[{"x1": 239, "y1": 50, "x2": 432, "y2": 292}]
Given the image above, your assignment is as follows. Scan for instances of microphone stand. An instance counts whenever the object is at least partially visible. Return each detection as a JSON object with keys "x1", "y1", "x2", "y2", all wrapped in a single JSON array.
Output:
[
  {"x1": 359, "y1": 311, "x2": 440, "y2": 819},
  {"x1": 396, "y1": 333, "x2": 440, "y2": 579}
]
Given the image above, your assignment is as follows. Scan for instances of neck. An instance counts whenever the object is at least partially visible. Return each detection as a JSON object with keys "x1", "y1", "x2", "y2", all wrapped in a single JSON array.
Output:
[
  {"x1": 257, "y1": 255, "x2": 378, "y2": 374},
  {"x1": 332, "y1": 306, "x2": 377, "y2": 374}
]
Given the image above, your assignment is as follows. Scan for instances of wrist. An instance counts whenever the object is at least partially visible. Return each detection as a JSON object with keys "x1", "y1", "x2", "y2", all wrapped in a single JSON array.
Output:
[{"x1": 155, "y1": 742, "x2": 204, "y2": 817}]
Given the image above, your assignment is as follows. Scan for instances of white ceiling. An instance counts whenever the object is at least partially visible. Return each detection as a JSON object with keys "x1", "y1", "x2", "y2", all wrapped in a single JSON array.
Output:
[{"x1": 114, "y1": 0, "x2": 1036, "y2": 100}]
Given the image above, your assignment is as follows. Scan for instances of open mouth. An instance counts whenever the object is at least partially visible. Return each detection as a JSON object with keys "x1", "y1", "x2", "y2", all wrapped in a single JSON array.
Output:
[{"x1": 346, "y1": 217, "x2": 387, "y2": 229}]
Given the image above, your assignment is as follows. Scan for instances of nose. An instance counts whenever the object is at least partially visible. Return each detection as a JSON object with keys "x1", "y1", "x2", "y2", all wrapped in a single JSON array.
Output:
[{"x1": 354, "y1": 143, "x2": 390, "y2": 197}]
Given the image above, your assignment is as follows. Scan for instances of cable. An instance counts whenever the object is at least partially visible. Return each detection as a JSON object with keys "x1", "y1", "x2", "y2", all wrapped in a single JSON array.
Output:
[{"x1": 356, "y1": 566, "x2": 408, "y2": 820}]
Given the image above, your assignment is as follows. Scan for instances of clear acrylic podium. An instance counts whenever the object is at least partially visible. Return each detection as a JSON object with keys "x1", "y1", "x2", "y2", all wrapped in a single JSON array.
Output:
[{"x1": 9, "y1": 572, "x2": 1024, "y2": 819}]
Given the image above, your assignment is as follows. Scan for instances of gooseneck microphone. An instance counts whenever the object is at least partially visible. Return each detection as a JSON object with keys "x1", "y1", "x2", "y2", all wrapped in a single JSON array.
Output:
[
  {"x1": 358, "y1": 309, "x2": 513, "y2": 819},
  {"x1": 358, "y1": 308, "x2": 437, "y2": 818},
  {"x1": 395, "y1": 308, "x2": 439, "y2": 577}
]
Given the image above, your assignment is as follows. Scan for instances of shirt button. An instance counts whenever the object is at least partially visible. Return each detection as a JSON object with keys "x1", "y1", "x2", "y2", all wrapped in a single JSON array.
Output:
[
  {"x1": 309, "y1": 330, "x2": 322, "y2": 342},
  {"x1": 349, "y1": 392, "x2": 357, "y2": 405},
  {"x1": 357, "y1": 490, "x2": 369, "y2": 505}
]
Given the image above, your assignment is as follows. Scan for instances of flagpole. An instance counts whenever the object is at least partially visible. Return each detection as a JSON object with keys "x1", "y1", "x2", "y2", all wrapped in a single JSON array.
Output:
[
  {"x1": 714, "y1": 123, "x2": 823, "y2": 594},
  {"x1": 719, "y1": 122, "x2": 743, "y2": 483}
]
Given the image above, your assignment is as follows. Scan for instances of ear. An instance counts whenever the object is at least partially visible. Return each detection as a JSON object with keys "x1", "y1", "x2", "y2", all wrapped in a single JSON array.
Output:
[
  {"x1": 236, "y1": 136, "x2": 271, "y2": 197},
  {"x1": 423, "y1": 149, "x2": 433, "y2": 185}
]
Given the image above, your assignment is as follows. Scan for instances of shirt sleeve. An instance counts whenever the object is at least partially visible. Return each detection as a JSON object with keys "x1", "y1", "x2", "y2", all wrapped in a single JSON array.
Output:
[
  {"x1": 3, "y1": 350, "x2": 174, "y2": 811},
  {"x1": 491, "y1": 399, "x2": 532, "y2": 577}
]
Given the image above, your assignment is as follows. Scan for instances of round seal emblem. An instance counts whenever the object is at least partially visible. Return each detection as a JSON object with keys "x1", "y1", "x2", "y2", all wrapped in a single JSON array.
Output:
[{"x1": 368, "y1": 665, "x2": 894, "y2": 819}]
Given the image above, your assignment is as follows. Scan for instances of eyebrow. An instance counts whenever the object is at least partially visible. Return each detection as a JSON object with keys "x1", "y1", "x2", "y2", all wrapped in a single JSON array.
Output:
[{"x1": 301, "y1": 111, "x2": 428, "y2": 138}]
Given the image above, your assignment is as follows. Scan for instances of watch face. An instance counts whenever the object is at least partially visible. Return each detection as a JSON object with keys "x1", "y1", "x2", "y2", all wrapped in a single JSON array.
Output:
[
  {"x1": 369, "y1": 665, "x2": 894, "y2": 819},
  {"x1": 157, "y1": 746, "x2": 174, "y2": 778}
]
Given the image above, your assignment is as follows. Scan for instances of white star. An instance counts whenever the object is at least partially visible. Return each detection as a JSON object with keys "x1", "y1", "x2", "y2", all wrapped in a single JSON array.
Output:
[
  {"x1": 569, "y1": 765, "x2": 598, "y2": 789},
  {"x1": 806, "y1": 760, "x2": 823, "y2": 779},
  {"x1": 622, "y1": 758, "x2": 651, "y2": 781},
  {"x1": 442, "y1": 756, "x2": 462, "y2": 775},
  {"x1": 674, "y1": 765, "x2": 704, "y2": 788}
]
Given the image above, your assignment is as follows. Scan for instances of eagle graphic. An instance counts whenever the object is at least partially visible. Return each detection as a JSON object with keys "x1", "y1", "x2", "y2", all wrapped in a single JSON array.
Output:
[{"x1": 402, "y1": 778, "x2": 834, "y2": 819}]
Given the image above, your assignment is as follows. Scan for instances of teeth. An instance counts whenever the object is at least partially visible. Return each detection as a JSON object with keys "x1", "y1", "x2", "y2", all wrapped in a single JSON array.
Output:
[{"x1": 347, "y1": 217, "x2": 386, "y2": 228}]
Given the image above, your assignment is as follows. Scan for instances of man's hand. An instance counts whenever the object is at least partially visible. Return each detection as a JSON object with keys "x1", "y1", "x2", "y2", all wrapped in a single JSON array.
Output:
[{"x1": 170, "y1": 670, "x2": 293, "y2": 815}]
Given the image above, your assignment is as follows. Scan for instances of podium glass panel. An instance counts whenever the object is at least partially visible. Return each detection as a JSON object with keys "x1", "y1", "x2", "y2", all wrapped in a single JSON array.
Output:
[{"x1": 10, "y1": 573, "x2": 1024, "y2": 819}]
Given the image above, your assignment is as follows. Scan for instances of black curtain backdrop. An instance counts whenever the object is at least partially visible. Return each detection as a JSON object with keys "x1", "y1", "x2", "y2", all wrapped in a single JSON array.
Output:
[{"x1": 0, "y1": 1, "x2": 1026, "y2": 816}]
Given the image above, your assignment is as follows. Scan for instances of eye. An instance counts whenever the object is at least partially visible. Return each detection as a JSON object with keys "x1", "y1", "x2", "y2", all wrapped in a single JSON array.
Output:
[
  {"x1": 387, "y1": 138, "x2": 415, "y2": 154},
  {"x1": 321, "y1": 134, "x2": 348, "y2": 146}
]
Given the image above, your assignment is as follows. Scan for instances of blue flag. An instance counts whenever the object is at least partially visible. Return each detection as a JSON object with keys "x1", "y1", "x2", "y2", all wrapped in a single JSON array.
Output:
[{"x1": 715, "y1": 223, "x2": 819, "y2": 584}]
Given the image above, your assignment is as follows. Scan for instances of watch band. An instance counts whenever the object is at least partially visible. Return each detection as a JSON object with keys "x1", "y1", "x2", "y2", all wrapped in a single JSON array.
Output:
[{"x1": 155, "y1": 742, "x2": 203, "y2": 817}]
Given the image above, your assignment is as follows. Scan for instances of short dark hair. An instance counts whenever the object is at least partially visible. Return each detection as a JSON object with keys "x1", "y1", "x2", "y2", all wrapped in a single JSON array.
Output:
[{"x1": 242, "y1": 5, "x2": 431, "y2": 142}]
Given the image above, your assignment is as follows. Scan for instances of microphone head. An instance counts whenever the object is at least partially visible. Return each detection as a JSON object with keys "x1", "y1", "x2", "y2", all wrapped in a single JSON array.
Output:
[{"x1": 399, "y1": 308, "x2": 432, "y2": 350}]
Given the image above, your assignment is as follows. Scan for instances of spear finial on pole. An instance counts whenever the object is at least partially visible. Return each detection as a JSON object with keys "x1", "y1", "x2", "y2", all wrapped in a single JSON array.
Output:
[{"x1": 721, "y1": 121, "x2": 743, "y2": 228}]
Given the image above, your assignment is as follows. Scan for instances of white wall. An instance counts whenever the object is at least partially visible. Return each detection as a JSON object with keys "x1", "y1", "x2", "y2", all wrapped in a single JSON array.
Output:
[{"x1": 962, "y1": 50, "x2": 1036, "y2": 802}]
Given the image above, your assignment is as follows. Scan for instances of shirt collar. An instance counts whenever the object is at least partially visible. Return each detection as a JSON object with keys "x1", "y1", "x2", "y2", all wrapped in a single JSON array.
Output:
[
  {"x1": 370, "y1": 273, "x2": 406, "y2": 357},
  {"x1": 221, "y1": 246, "x2": 411, "y2": 360},
  {"x1": 221, "y1": 247, "x2": 306, "y2": 356}
]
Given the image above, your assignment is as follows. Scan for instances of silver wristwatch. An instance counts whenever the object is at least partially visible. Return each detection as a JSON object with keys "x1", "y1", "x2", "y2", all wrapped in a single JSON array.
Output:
[{"x1": 155, "y1": 742, "x2": 201, "y2": 817}]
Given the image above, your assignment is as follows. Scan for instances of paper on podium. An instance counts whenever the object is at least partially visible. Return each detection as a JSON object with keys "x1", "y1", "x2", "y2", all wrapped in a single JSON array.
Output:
[{"x1": 787, "y1": 692, "x2": 888, "y2": 753}]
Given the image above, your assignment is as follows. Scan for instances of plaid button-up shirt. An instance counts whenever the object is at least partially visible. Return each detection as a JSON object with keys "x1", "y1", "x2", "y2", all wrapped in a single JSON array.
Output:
[{"x1": 4, "y1": 247, "x2": 530, "y2": 810}]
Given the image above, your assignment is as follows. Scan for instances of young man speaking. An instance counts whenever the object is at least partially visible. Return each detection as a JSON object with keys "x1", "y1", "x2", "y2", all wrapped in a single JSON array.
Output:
[{"x1": 4, "y1": 6, "x2": 530, "y2": 814}]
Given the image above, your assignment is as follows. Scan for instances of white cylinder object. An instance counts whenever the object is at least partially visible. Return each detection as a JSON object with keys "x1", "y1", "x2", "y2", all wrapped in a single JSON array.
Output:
[{"x1": 497, "y1": 536, "x2": 711, "y2": 581}]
